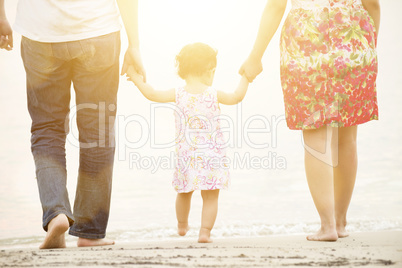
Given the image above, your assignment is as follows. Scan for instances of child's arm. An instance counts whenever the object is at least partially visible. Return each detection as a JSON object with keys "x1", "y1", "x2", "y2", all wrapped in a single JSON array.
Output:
[
  {"x1": 217, "y1": 75, "x2": 250, "y2": 105},
  {"x1": 127, "y1": 67, "x2": 175, "y2": 103}
]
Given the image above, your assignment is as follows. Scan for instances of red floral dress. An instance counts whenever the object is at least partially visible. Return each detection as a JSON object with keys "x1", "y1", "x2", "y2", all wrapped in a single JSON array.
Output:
[{"x1": 280, "y1": 0, "x2": 378, "y2": 130}]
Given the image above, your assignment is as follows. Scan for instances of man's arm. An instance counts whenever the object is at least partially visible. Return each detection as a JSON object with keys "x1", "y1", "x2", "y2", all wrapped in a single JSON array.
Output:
[
  {"x1": 0, "y1": 0, "x2": 13, "y2": 51},
  {"x1": 116, "y1": 0, "x2": 146, "y2": 81}
]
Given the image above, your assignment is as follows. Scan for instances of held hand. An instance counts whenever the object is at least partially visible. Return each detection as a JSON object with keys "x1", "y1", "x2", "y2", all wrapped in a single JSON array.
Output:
[
  {"x1": 0, "y1": 18, "x2": 13, "y2": 51},
  {"x1": 126, "y1": 66, "x2": 144, "y2": 87},
  {"x1": 239, "y1": 56, "x2": 263, "y2": 83},
  {"x1": 121, "y1": 45, "x2": 146, "y2": 82}
]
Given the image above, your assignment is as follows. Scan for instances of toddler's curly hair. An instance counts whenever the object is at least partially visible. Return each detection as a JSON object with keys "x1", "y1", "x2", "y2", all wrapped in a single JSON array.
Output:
[{"x1": 175, "y1": 42, "x2": 217, "y2": 79}]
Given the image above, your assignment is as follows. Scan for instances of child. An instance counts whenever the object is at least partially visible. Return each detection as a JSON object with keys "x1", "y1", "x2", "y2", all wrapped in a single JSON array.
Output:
[{"x1": 127, "y1": 42, "x2": 249, "y2": 243}]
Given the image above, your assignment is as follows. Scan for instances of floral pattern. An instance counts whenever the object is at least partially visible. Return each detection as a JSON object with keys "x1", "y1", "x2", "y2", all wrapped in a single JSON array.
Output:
[
  {"x1": 172, "y1": 87, "x2": 230, "y2": 193},
  {"x1": 280, "y1": 0, "x2": 378, "y2": 130}
]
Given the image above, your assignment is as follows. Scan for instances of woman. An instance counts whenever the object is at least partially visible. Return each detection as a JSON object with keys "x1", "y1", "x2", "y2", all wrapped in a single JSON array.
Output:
[{"x1": 240, "y1": 0, "x2": 380, "y2": 241}]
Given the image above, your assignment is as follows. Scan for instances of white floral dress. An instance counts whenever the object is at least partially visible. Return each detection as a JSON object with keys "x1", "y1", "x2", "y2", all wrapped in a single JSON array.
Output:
[{"x1": 172, "y1": 87, "x2": 230, "y2": 193}]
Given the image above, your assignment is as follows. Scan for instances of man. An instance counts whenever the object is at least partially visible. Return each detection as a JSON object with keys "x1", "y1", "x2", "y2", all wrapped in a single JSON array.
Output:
[{"x1": 0, "y1": 0, "x2": 145, "y2": 249}]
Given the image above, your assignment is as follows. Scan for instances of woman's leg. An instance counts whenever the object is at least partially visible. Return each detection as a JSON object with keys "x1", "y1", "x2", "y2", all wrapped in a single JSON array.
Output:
[
  {"x1": 332, "y1": 126, "x2": 358, "y2": 237},
  {"x1": 176, "y1": 191, "x2": 194, "y2": 236},
  {"x1": 303, "y1": 126, "x2": 338, "y2": 241},
  {"x1": 199, "y1": 190, "x2": 220, "y2": 243}
]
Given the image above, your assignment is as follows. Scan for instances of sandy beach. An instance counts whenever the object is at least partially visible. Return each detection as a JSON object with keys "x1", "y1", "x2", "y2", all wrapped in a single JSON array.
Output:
[{"x1": 0, "y1": 231, "x2": 401, "y2": 267}]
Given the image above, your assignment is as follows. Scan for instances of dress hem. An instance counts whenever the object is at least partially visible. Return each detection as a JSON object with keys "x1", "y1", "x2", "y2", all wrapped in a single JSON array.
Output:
[{"x1": 287, "y1": 117, "x2": 378, "y2": 130}]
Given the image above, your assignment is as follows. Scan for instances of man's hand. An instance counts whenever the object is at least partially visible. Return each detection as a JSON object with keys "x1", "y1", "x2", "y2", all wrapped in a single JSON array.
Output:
[
  {"x1": 239, "y1": 56, "x2": 263, "y2": 83},
  {"x1": 121, "y1": 46, "x2": 146, "y2": 82},
  {"x1": 0, "y1": 18, "x2": 13, "y2": 51}
]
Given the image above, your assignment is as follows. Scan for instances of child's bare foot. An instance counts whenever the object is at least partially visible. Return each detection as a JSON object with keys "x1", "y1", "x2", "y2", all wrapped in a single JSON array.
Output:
[
  {"x1": 198, "y1": 227, "x2": 213, "y2": 243},
  {"x1": 177, "y1": 222, "x2": 189, "y2": 236},
  {"x1": 39, "y1": 214, "x2": 69, "y2": 249},
  {"x1": 77, "y1": 238, "x2": 115, "y2": 247},
  {"x1": 306, "y1": 227, "x2": 338, "y2": 242}
]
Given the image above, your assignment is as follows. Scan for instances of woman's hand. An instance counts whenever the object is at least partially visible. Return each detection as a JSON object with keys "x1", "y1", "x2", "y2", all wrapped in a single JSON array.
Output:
[
  {"x1": 239, "y1": 56, "x2": 263, "y2": 83},
  {"x1": 239, "y1": 0, "x2": 287, "y2": 82}
]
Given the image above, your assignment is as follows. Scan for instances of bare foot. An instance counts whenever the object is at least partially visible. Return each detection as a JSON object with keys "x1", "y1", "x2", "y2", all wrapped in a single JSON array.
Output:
[
  {"x1": 198, "y1": 228, "x2": 213, "y2": 243},
  {"x1": 337, "y1": 226, "x2": 349, "y2": 238},
  {"x1": 306, "y1": 228, "x2": 338, "y2": 242},
  {"x1": 336, "y1": 219, "x2": 349, "y2": 238},
  {"x1": 39, "y1": 214, "x2": 69, "y2": 249},
  {"x1": 77, "y1": 238, "x2": 115, "y2": 247},
  {"x1": 177, "y1": 222, "x2": 189, "y2": 236}
]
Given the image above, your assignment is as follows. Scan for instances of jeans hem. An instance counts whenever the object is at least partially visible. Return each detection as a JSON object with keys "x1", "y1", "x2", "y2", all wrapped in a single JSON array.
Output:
[
  {"x1": 43, "y1": 211, "x2": 74, "y2": 232},
  {"x1": 68, "y1": 230, "x2": 106, "y2": 239}
]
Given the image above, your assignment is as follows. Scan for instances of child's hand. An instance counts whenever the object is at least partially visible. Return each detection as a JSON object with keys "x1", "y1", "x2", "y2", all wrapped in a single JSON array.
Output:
[
  {"x1": 126, "y1": 66, "x2": 146, "y2": 88},
  {"x1": 125, "y1": 67, "x2": 174, "y2": 102},
  {"x1": 239, "y1": 56, "x2": 263, "y2": 83}
]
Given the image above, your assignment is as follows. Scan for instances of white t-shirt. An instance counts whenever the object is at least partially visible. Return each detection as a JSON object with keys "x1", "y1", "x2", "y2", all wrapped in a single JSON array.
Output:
[{"x1": 14, "y1": 0, "x2": 121, "y2": 42}]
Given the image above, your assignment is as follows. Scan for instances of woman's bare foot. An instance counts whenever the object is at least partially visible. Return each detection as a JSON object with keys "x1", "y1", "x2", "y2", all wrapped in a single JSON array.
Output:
[
  {"x1": 306, "y1": 227, "x2": 338, "y2": 242},
  {"x1": 336, "y1": 225, "x2": 349, "y2": 238},
  {"x1": 177, "y1": 222, "x2": 189, "y2": 236},
  {"x1": 77, "y1": 238, "x2": 115, "y2": 247},
  {"x1": 198, "y1": 227, "x2": 213, "y2": 243},
  {"x1": 39, "y1": 214, "x2": 69, "y2": 249},
  {"x1": 336, "y1": 219, "x2": 349, "y2": 238}
]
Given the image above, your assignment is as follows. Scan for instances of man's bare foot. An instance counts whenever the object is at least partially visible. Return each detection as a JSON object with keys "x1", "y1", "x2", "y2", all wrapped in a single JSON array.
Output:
[
  {"x1": 306, "y1": 227, "x2": 338, "y2": 242},
  {"x1": 77, "y1": 238, "x2": 115, "y2": 247},
  {"x1": 39, "y1": 214, "x2": 69, "y2": 249},
  {"x1": 177, "y1": 222, "x2": 189, "y2": 236},
  {"x1": 198, "y1": 227, "x2": 213, "y2": 243}
]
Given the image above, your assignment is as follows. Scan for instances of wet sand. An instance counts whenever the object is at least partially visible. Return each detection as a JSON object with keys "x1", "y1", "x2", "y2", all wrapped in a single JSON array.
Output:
[{"x1": 0, "y1": 231, "x2": 401, "y2": 267}]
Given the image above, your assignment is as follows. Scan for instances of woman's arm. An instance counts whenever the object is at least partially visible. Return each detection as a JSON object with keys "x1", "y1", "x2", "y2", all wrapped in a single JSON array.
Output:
[
  {"x1": 116, "y1": 0, "x2": 146, "y2": 81},
  {"x1": 239, "y1": 0, "x2": 288, "y2": 82},
  {"x1": 218, "y1": 76, "x2": 250, "y2": 105},
  {"x1": 127, "y1": 67, "x2": 175, "y2": 103},
  {"x1": 362, "y1": 0, "x2": 380, "y2": 34}
]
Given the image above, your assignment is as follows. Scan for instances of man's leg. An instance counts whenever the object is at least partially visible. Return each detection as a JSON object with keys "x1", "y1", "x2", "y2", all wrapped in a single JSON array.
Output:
[
  {"x1": 67, "y1": 32, "x2": 120, "y2": 246},
  {"x1": 21, "y1": 37, "x2": 75, "y2": 248}
]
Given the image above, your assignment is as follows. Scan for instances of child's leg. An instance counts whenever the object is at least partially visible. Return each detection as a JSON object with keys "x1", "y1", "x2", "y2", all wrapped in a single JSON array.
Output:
[
  {"x1": 332, "y1": 126, "x2": 358, "y2": 238},
  {"x1": 303, "y1": 126, "x2": 338, "y2": 241},
  {"x1": 199, "y1": 189, "x2": 220, "y2": 243},
  {"x1": 176, "y1": 191, "x2": 194, "y2": 236}
]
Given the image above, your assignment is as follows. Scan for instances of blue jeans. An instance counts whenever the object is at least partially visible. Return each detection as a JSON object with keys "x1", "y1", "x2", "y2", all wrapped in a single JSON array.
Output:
[{"x1": 21, "y1": 32, "x2": 120, "y2": 239}]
